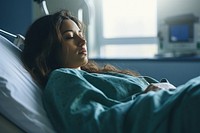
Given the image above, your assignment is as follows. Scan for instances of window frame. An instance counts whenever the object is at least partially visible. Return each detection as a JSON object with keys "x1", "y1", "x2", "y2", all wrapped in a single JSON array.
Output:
[{"x1": 91, "y1": 0, "x2": 158, "y2": 58}]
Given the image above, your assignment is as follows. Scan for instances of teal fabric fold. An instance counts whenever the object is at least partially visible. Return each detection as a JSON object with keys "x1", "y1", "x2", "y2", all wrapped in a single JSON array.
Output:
[{"x1": 43, "y1": 68, "x2": 200, "y2": 133}]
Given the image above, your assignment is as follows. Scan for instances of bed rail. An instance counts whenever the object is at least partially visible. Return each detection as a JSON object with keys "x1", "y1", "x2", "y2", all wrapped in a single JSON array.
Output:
[
  {"x1": 0, "y1": 29, "x2": 24, "y2": 49},
  {"x1": 0, "y1": 29, "x2": 17, "y2": 38},
  {"x1": 0, "y1": 0, "x2": 49, "y2": 49}
]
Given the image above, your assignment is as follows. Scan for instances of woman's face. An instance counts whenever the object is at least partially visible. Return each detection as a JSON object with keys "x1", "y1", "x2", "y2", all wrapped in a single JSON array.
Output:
[{"x1": 58, "y1": 19, "x2": 88, "y2": 69}]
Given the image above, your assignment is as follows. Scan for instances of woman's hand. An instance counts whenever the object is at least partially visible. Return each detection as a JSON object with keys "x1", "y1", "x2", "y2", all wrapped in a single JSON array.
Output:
[{"x1": 144, "y1": 82, "x2": 176, "y2": 93}]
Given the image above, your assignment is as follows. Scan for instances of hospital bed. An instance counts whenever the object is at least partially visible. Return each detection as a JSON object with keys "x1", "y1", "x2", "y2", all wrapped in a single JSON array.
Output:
[
  {"x1": 0, "y1": 34, "x2": 56, "y2": 133},
  {"x1": 0, "y1": 1, "x2": 57, "y2": 132}
]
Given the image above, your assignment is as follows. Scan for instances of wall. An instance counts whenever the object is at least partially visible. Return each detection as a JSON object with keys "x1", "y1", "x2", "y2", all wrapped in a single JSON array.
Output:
[
  {"x1": 0, "y1": 0, "x2": 32, "y2": 39},
  {"x1": 32, "y1": 0, "x2": 85, "y2": 20},
  {"x1": 157, "y1": 0, "x2": 200, "y2": 31}
]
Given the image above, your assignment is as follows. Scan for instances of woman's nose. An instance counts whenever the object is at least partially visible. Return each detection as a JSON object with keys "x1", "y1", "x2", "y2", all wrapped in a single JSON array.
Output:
[{"x1": 77, "y1": 35, "x2": 87, "y2": 46}]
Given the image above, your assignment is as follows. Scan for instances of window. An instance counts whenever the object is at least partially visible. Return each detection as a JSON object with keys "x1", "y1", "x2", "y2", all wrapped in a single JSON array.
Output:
[{"x1": 88, "y1": 0, "x2": 158, "y2": 58}]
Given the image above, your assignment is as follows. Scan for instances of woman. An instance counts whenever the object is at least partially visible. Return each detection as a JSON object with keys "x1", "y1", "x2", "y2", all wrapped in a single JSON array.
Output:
[
  {"x1": 21, "y1": 10, "x2": 200, "y2": 133},
  {"x1": 22, "y1": 9, "x2": 172, "y2": 89},
  {"x1": 22, "y1": 10, "x2": 141, "y2": 86}
]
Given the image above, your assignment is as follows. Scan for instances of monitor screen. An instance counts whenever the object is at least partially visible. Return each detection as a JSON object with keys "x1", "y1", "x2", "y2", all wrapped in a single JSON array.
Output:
[{"x1": 169, "y1": 23, "x2": 193, "y2": 43}]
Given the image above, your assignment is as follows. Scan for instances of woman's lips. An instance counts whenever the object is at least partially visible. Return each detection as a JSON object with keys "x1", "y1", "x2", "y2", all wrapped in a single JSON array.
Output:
[{"x1": 78, "y1": 49, "x2": 87, "y2": 55}]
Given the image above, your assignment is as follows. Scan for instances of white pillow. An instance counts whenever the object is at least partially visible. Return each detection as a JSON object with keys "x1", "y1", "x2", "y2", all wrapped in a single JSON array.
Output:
[{"x1": 0, "y1": 35, "x2": 56, "y2": 133}]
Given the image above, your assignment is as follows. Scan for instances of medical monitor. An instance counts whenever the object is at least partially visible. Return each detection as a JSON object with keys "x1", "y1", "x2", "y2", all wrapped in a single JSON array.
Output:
[
  {"x1": 158, "y1": 14, "x2": 200, "y2": 57},
  {"x1": 169, "y1": 23, "x2": 193, "y2": 43}
]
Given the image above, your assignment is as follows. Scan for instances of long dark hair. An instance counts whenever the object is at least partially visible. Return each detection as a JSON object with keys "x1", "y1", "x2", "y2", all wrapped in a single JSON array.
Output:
[{"x1": 22, "y1": 9, "x2": 139, "y2": 88}]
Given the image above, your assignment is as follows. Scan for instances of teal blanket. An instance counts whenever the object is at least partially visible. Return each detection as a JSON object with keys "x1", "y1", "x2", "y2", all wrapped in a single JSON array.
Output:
[{"x1": 43, "y1": 68, "x2": 200, "y2": 133}]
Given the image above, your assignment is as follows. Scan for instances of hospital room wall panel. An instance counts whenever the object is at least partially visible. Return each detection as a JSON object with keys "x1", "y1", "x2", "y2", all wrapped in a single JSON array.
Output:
[{"x1": 0, "y1": 0, "x2": 32, "y2": 37}]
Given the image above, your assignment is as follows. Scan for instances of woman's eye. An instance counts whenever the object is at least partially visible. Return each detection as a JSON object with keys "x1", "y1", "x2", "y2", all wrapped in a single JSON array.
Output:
[
  {"x1": 63, "y1": 35, "x2": 73, "y2": 40},
  {"x1": 65, "y1": 36, "x2": 73, "y2": 39},
  {"x1": 62, "y1": 31, "x2": 84, "y2": 40}
]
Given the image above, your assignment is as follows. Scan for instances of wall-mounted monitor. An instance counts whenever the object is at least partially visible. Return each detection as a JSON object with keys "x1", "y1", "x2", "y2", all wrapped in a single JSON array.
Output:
[{"x1": 158, "y1": 14, "x2": 200, "y2": 57}]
